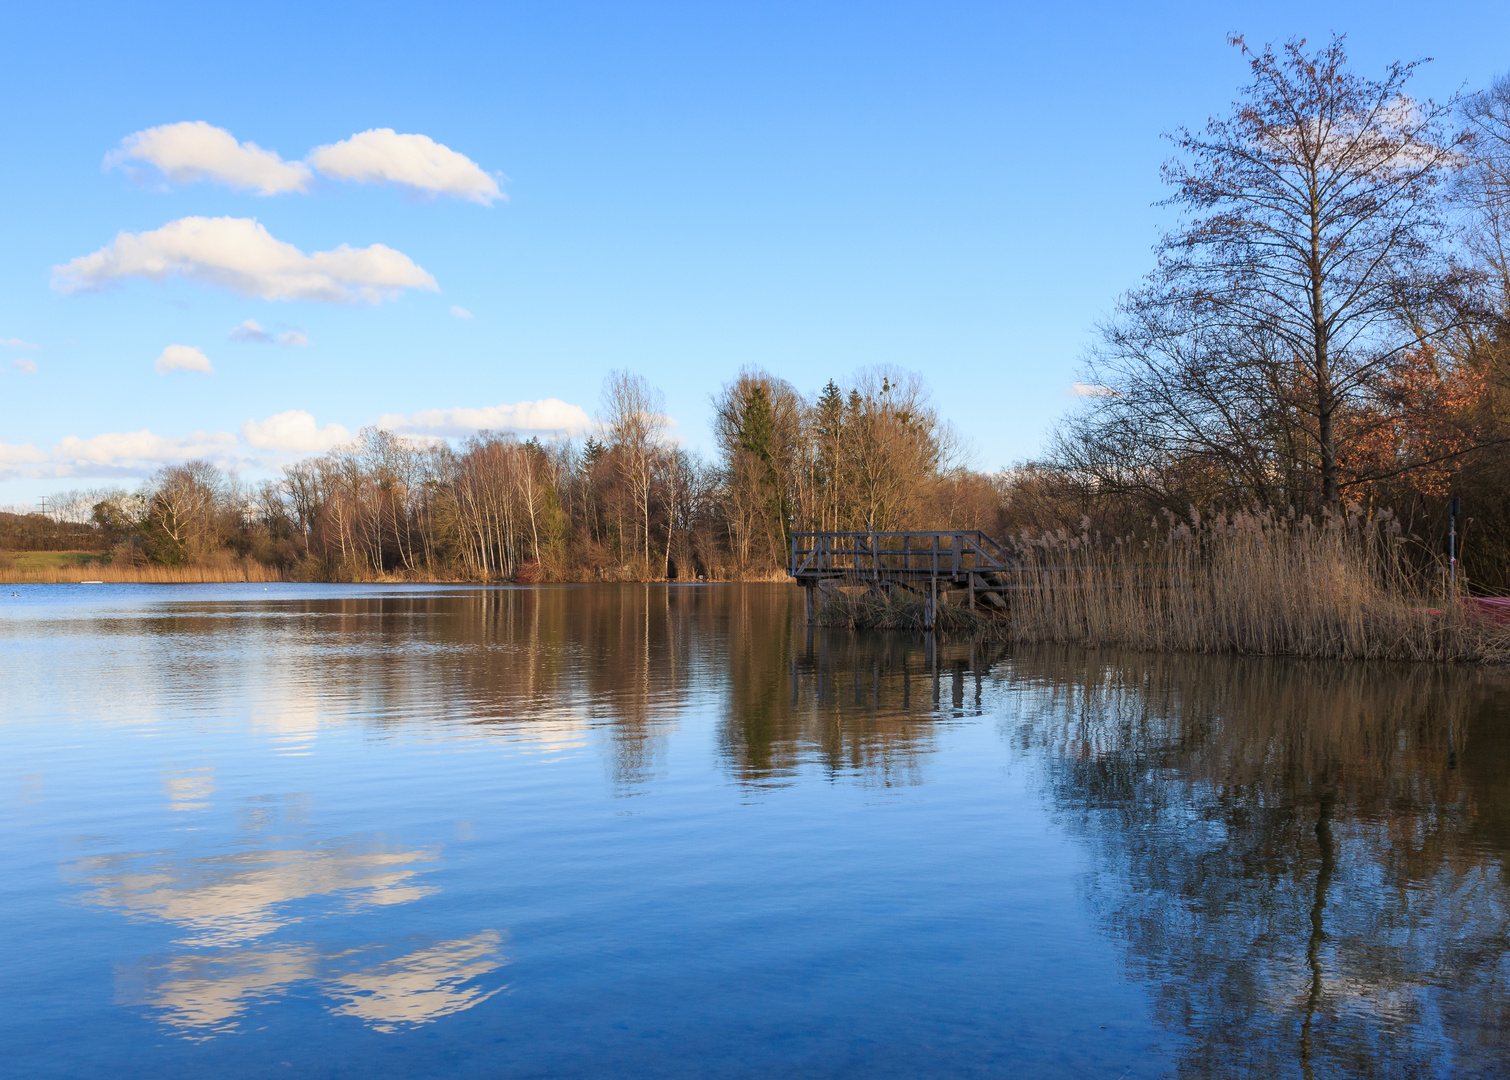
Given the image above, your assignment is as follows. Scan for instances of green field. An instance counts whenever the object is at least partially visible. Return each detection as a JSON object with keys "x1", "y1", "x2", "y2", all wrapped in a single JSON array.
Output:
[{"x1": 0, "y1": 550, "x2": 109, "y2": 572}]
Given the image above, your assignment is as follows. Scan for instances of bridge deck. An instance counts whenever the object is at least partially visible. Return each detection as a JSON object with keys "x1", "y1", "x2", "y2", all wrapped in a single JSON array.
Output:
[
  {"x1": 789, "y1": 530, "x2": 1014, "y2": 584},
  {"x1": 789, "y1": 531, "x2": 1019, "y2": 628}
]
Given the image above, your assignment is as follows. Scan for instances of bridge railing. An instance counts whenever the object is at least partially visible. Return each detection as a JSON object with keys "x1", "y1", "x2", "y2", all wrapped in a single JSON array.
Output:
[{"x1": 790, "y1": 530, "x2": 1014, "y2": 580}]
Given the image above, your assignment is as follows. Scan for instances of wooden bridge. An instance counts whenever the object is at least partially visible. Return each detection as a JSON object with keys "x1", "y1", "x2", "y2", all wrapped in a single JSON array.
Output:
[{"x1": 788, "y1": 530, "x2": 1019, "y2": 629}]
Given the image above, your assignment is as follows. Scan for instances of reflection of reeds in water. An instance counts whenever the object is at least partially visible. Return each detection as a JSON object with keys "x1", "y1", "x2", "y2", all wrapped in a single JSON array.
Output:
[
  {"x1": 837, "y1": 510, "x2": 1507, "y2": 662},
  {"x1": 1008, "y1": 646, "x2": 1485, "y2": 799}
]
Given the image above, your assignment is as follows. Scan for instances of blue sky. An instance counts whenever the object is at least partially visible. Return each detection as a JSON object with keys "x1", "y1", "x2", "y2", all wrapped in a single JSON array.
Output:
[{"x1": 2, "y1": 0, "x2": 1506, "y2": 504}]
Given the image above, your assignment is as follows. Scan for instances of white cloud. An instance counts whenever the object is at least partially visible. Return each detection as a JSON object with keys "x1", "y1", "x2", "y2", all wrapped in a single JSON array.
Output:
[
  {"x1": 1066, "y1": 381, "x2": 1116, "y2": 398},
  {"x1": 155, "y1": 345, "x2": 214, "y2": 375},
  {"x1": 449, "y1": 305, "x2": 474, "y2": 320},
  {"x1": 241, "y1": 410, "x2": 351, "y2": 453},
  {"x1": 308, "y1": 129, "x2": 502, "y2": 205},
  {"x1": 53, "y1": 216, "x2": 438, "y2": 304},
  {"x1": 229, "y1": 319, "x2": 308, "y2": 347},
  {"x1": 106, "y1": 121, "x2": 312, "y2": 195},
  {"x1": 1, "y1": 337, "x2": 39, "y2": 349},
  {"x1": 12, "y1": 358, "x2": 37, "y2": 374},
  {"x1": 376, "y1": 399, "x2": 593, "y2": 438},
  {"x1": 229, "y1": 318, "x2": 273, "y2": 344},
  {"x1": 53, "y1": 429, "x2": 240, "y2": 467},
  {"x1": 0, "y1": 442, "x2": 47, "y2": 465}
]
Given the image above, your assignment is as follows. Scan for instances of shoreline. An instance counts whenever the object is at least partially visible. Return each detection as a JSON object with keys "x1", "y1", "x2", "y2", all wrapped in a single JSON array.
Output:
[{"x1": 0, "y1": 563, "x2": 795, "y2": 586}]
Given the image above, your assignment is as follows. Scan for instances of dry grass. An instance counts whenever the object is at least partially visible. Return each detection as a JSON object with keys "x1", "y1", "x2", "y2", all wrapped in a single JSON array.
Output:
[
  {"x1": 0, "y1": 551, "x2": 284, "y2": 584},
  {"x1": 1002, "y1": 509, "x2": 1508, "y2": 663}
]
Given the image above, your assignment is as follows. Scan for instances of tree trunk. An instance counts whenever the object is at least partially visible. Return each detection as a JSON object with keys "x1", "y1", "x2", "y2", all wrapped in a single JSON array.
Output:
[{"x1": 1310, "y1": 184, "x2": 1341, "y2": 507}]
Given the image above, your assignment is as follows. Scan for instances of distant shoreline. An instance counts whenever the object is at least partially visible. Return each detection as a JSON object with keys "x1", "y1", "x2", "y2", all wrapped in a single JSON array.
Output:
[{"x1": 0, "y1": 551, "x2": 791, "y2": 586}]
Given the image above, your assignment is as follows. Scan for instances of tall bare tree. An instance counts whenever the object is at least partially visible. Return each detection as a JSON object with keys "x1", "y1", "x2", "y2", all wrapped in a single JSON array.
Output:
[
  {"x1": 1076, "y1": 35, "x2": 1467, "y2": 507},
  {"x1": 1461, "y1": 71, "x2": 1510, "y2": 323},
  {"x1": 601, "y1": 370, "x2": 669, "y2": 566}
]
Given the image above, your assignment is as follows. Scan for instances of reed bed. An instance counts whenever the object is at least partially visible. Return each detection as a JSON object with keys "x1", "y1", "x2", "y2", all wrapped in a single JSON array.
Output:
[
  {"x1": 823, "y1": 509, "x2": 1510, "y2": 663},
  {"x1": 1, "y1": 559, "x2": 285, "y2": 584},
  {"x1": 1005, "y1": 509, "x2": 1507, "y2": 663}
]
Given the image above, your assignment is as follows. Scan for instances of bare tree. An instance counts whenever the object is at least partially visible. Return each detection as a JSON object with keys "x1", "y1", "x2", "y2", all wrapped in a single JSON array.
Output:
[
  {"x1": 1461, "y1": 71, "x2": 1510, "y2": 322},
  {"x1": 1080, "y1": 35, "x2": 1467, "y2": 507},
  {"x1": 147, "y1": 460, "x2": 226, "y2": 563},
  {"x1": 600, "y1": 370, "x2": 669, "y2": 569},
  {"x1": 843, "y1": 368, "x2": 948, "y2": 532}
]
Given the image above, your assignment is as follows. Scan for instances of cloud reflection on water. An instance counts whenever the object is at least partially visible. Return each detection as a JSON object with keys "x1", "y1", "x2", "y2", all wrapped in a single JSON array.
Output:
[
  {"x1": 70, "y1": 824, "x2": 507, "y2": 1038},
  {"x1": 73, "y1": 843, "x2": 440, "y2": 947},
  {"x1": 326, "y1": 932, "x2": 507, "y2": 1032},
  {"x1": 162, "y1": 766, "x2": 215, "y2": 811},
  {"x1": 118, "y1": 932, "x2": 507, "y2": 1036},
  {"x1": 117, "y1": 945, "x2": 319, "y2": 1034}
]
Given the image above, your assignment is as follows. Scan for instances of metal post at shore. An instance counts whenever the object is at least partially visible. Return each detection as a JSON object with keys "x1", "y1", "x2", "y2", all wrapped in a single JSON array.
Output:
[{"x1": 1449, "y1": 497, "x2": 1459, "y2": 596}]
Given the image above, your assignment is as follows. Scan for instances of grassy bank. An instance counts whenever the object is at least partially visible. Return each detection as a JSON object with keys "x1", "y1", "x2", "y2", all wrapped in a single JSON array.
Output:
[
  {"x1": 822, "y1": 511, "x2": 1510, "y2": 664},
  {"x1": 0, "y1": 551, "x2": 285, "y2": 584}
]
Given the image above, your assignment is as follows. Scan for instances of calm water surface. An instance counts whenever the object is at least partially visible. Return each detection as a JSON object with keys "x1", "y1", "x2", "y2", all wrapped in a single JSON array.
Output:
[{"x1": 2, "y1": 583, "x2": 1507, "y2": 1078}]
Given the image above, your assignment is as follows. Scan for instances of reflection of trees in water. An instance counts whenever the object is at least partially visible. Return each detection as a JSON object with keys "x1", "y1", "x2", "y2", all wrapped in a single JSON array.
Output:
[
  {"x1": 149, "y1": 584, "x2": 990, "y2": 792},
  {"x1": 1006, "y1": 648, "x2": 1510, "y2": 1079},
  {"x1": 432, "y1": 585, "x2": 737, "y2": 790},
  {"x1": 135, "y1": 586, "x2": 740, "y2": 791},
  {"x1": 721, "y1": 612, "x2": 1007, "y2": 785}
]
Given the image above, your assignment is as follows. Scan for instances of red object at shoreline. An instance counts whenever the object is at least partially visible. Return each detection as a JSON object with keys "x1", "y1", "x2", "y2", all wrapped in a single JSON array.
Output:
[{"x1": 1462, "y1": 596, "x2": 1510, "y2": 624}]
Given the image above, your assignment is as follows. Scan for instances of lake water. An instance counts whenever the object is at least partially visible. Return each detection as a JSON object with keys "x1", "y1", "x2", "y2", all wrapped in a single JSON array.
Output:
[{"x1": 2, "y1": 583, "x2": 1507, "y2": 1079}]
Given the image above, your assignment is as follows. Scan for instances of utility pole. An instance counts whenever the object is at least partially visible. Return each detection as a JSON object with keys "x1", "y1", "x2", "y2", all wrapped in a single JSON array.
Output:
[{"x1": 1449, "y1": 497, "x2": 1460, "y2": 597}]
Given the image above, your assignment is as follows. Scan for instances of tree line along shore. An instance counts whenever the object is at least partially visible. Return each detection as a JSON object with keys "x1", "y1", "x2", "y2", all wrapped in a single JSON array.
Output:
[{"x1": 6, "y1": 38, "x2": 1510, "y2": 659}]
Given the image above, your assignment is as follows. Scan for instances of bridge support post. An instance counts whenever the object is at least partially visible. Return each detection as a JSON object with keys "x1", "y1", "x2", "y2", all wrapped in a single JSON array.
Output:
[
  {"x1": 923, "y1": 577, "x2": 936, "y2": 631},
  {"x1": 928, "y1": 633, "x2": 939, "y2": 703},
  {"x1": 804, "y1": 584, "x2": 816, "y2": 625}
]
